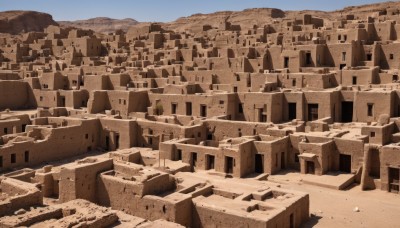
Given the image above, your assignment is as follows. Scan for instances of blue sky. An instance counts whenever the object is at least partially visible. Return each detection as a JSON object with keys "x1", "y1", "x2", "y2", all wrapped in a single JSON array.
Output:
[{"x1": 1, "y1": 0, "x2": 392, "y2": 22}]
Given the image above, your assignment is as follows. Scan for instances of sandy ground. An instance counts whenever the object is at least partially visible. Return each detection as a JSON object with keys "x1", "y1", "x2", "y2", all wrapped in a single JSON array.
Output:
[{"x1": 268, "y1": 172, "x2": 400, "y2": 228}]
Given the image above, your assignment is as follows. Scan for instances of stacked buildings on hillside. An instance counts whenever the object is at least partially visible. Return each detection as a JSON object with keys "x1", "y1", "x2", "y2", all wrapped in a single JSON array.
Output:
[{"x1": 1, "y1": 8, "x2": 400, "y2": 227}]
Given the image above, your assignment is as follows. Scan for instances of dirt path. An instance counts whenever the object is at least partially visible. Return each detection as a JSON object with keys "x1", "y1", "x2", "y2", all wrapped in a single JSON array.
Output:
[{"x1": 269, "y1": 173, "x2": 400, "y2": 228}]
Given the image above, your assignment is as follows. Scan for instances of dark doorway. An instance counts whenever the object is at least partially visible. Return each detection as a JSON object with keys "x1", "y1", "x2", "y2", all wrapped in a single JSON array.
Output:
[
  {"x1": 368, "y1": 104, "x2": 374, "y2": 117},
  {"x1": 105, "y1": 136, "x2": 110, "y2": 151},
  {"x1": 308, "y1": 104, "x2": 319, "y2": 121},
  {"x1": 352, "y1": 76, "x2": 357, "y2": 85},
  {"x1": 389, "y1": 168, "x2": 400, "y2": 193},
  {"x1": 200, "y1": 105, "x2": 207, "y2": 117},
  {"x1": 176, "y1": 149, "x2": 182, "y2": 161},
  {"x1": 281, "y1": 152, "x2": 286, "y2": 169},
  {"x1": 171, "y1": 103, "x2": 177, "y2": 114},
  {"x1": 60, "y1": 96, "x2": 66, "y2": 107},
  {"x1": 339, "y1": 154, "x2": 351, "y2": 173},
  {"x1": 186, "y1": 102, "x2": 192, "y2": 116},
  {"x1": 115, "y1": 134, "x2": 120, "y2": 150},
  {"x1": 206, "y1": 155, "x2": 215, "y2": 170},
  {"x1": 341, "y1": 102, "x2": 353, "y2": 123},
  {"x1": 24, "y1": 151, "x2": 29, "y2": 163},
  {"x1": 255, "y1": 154, "x2": 264, "y2": 173},
  {"x1": 284, "y1": 57, "x2": 289, "y2": 68},
  {"x1": 191, "y1": 152, "x2": 197, "y2": 168},
  {"x1": 288, "y1": 103, "x2": 297, "y2": 120},
  {"x1": 369, "y1": 149, "x2": 380, "y2": 178},
  {"x1": 225, "y1": 156, "x2": 234, "y2": 174},
  {"x1": 306, "y1": 161, "x2": 315, "y2": 174},
  {"x1": 306, "y1": 52, "x2": 312, "y2": 65},
  {"x1": 11, "y1": 153, "x2": 16, "y2": 164},
  {"x1": 340, "y1": 64, "x2": 346, "y2": 70}
]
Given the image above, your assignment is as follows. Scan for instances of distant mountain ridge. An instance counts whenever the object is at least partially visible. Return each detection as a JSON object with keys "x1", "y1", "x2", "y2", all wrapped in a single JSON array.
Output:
[
  {"x1": 163, "y1": 1, "x2": 400, "y2": 32},
  {"x1": 1, "y1": 1, "x2": 400, "y2": 35},
  {"x1": 58, "y1": 17, "x2": 139, "y2": 34}
]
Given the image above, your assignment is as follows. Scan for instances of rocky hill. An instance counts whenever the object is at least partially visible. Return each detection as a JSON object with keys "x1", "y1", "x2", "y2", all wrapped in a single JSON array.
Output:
[
  {"x1": 163, "y1": 8, "x2": 285, "y2": 32},
  {"x1": 58, "y1": 17, "x2": 139, "y2": 34},
  {"x1": 164, "y1": 1, "x2": 400, "y2": 32},
  {"x1": 0, "y1": 11, "x2": 58, "y2": 34},
  {"x1": 1, "y1": 1, "x2": 400, "y2": 35}
]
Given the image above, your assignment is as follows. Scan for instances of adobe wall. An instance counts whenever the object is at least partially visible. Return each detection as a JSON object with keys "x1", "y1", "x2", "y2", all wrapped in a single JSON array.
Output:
[
  {"x1": 334, "y1": 138, "x2": 365, "y2": 172},
  {"x1": 254, "y1": 136, "x2": 291, "y2": 174},
  {"x1": 205, "y1": 119, "x2": 274, "y2": 141},
  {"x1": 379, "y1": 144, "x2": 400, "y2": 190},
  {"x1": 0, "y1": 81, "x2": 34, "y2": 110},
  {"x1": 100, "y1": 118, "x2": 138, "y2": 150},
  {"x1": 0, "y1": 178, "x2": 42, "y2": 216},
  {"x1": 0, "y1": 118, "x2": 100, "y2": 171},
  {"x1": 59, "y1": 158, "x2": 113, "y2": 203},
  {"x1": 354, "y1": 91, "x2": 393, "y2": 122},
  {"x1": 237, "y1": 92, "x2": 283, "y2": 123}
]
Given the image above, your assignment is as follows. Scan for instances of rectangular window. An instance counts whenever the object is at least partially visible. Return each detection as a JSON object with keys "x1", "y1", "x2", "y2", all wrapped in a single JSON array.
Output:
[
  {"x1": 3, "y1": 128, "x2": 7, "y2": 134},
  {"x1": 342, "y1": 52, "x2": 346, "y2": 61},
  {"x1": 390, "y1": 54, "x2": 394, "y2": 60},
  {"x1": 370, "y1": 132, "x2": 376, "y2": 137}
]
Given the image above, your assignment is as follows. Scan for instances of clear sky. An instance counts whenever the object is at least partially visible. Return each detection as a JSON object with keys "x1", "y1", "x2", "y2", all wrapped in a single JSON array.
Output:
[{"x1": 0, "y1": 0, "x2": 393, "y2": 22}]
